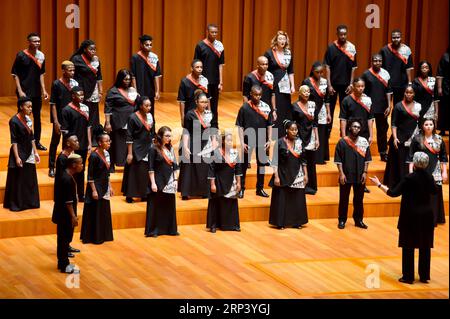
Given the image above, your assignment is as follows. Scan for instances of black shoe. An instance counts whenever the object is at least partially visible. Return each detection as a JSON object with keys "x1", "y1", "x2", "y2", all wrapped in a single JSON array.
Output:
[
  {"x1": 276, "y1": 226, "x2": 285, "y2": 230},
  {"x1": 126, "y1": 197, "x2": 133, "y2": 203},
  {"x1": 68, "y1": 252, "x2": 75, "y2": 258},
  {"x1": 210, "y1": 227, "x2": 216, "y2": 233},
  {"x1": 419, "y1": 278, "x2": 429, "y2": 283},
  {"x1": 171, "y1": 232, "x2": 180, "y2": 236},
  {"x1": 338, "y1": 221, "x2": 345, "y2": 229},
  {"x1": 36, "y1": 142, "x2": 47, "y2": 151},
  {"x1": 380, "y1": 153, "x2": 388, "y2": 162},
  {"x1": 69, "y1": 246, "x2": 80, "y2": 253},
  {"x1": 399, "y1": 277, "x2": 414, "y2": 284},
  {"x1": 256, "y1": 189, "x2": 269, "y2": 198},
  {"x1": 355, "y1": 220, "x2": 368, "y2": 229},
  {"x1": 364, "y1": 186, "x2": 371, "y2": 193},
  {"x1": 48, "y1": 168, "x2": 55, "y2": 178},
  {"x1": 238, "y1": 189, "x2": 244, "y2": 199},
  {"x1": 305, "y1": 187, "x2": 317, "y2": 195}
]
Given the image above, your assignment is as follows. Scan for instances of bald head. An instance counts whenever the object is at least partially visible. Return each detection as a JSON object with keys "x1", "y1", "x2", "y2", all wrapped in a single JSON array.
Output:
[{"x1": 256, "y1": 56, "x2": 269, "y2": 74}]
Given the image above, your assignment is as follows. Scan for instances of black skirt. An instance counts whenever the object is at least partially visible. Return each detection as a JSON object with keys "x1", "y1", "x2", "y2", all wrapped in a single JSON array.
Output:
[
  {"x1": 121, "y1": 160, "x2": 149, "y2": 198},
  {"x1": 80, "y1": 199, "x2": 114, "y2": 244},
  {"x1": 3, "y1": 163, "x2": 40, "y2": 211},
  {"x1": 206, "y1": 197, "x2": 240, "y2": 230},
  {"x1": 145, "y1": 192, "x2": 178, "y2": 236},
  {"x1": 110, "y1": 129, "x2": 127, "y2": 167},
  {"x1": 269, "y1": 186, "x2": 308, "y2": 227},
  {"x1": 178, "y1": 162, "x2": 210, "y2": 197},
  {"x1": 315, "y1": 124, "x2": 330, "y2": 164},
  {"x1": 273, "y1": 91, "x2": 293, "y2": 139},
  {"x1": 432, "y1": 185, "x2": 446, "y2": 225},
  {"x1": 383, "y1": 138, "x2": 410, "y2": 189}
]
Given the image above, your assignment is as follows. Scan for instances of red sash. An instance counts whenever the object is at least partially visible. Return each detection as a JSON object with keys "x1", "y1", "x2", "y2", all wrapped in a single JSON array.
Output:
[
  {"x1": 296, "y1": 101, "x2": 314, "y2": 121},
  {"x1": 423, "y1": 138, "x2": 440, "y2": 155},
  {"x1": 118, "y1": 88, "x2": 136, "y2": 105},
  {"x1": 59, "y1": 78, "x2": 72, "y2": 92},
  {"x1": 401, "y1": 100, "x2": 419, "y2": 120},
  {"x1": 369, "y1": 68, "x2": 388, "y2": 87},
  {"x1": 343, "y1": 136, "x2": 366, "y2": 158},
  {"x1": 95, "y1": 149, "x2": 110, "y2": 170},
  {"x1": 194, "y1": 110, "x2": 208, "y2": 129},
  {"x1": 69, "y1": 102, "x2": 89, "y2": 121},
  {"x1": 333, "y1": 41, "x2": 355, "y2": 61},
  {"x1": 187, "y1": 74, "x2": 208, "y2": 93},
  {"x1": 220, "y1": 148, "x2": 236, "y2": 168},
  {"x1": 161, "y1": 147, "x2": 174, "y2": 166},
  {"x1": 203, "y1": 39, "x2": 222, "y2": 58},
  {"x1": 81, "y1": 54, "x2": 98, "y2": 75},
  {"x1": 135, "y1": 111, "x2": 152, "y2": 131},
  {"x1": 251, "y1": 70, "x2": 273, "y2": 89},
  {"x1": 248, "y1": 101, "x2": 269, "y2": 120},
  {"x1": 350, "y1": 94, "x2": 370, "y2": 113},
  {"x1": 272, "y1": 49, "x2": 286, "y2": 70},
  {"x1": 309, "y1": 77, "x2": 325, "y2": 98},
  {"x1": 418, "y1": 77, "x2": 434, "y2": 95},
  {"x1": 16, "y1": 114, "x2": 33, "y2": 135},
  {"x1": 22, "y1": 49, "x2": 42, "y2": 69},
  {"x1": 388, "y1": 44, "x2": 408, "y2": 64},
  {"x1": 283, "y1": 137, "x2": 300, "y2": 158},
  {"x1": 137, "y1": 51, "x2": 157, "y2": 72}
]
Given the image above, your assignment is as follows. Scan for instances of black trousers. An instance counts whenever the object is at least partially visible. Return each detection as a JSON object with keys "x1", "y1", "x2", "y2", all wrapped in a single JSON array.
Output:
[
  {"x1": 57, "y1": 221, "x2": 74, "y2": 269},
  {"x1": 374, "y1": 113, "x2": 389, "y2": 154},
  {"x1": 328, "y1": 84, "x2": 348, "y2": 137},
  {"x1": 48, "y1": 124, "x2": 61, "y2": 169},
  {"x1": 392, "y1": 87, "x2": 406, "y2": 106},
  {"x1": 74, "y1": 149, "x2": 88, "y2": 199},
  {"x1": 402, "y1": 248, "x2": 431, "y2": 281},
  {"x1": 241, "y1": 146, "x2": 268, "y2": 190},
  {"x1": 208, "y1": 84, "x2": 219, "y2": 129},
  {"x1": 86, "y1": 101, "x2": 99, "y2": 127},
  {"x1": 305, "y1": 150, "x2": 317, "y2": 191},
  {"x1": 338, "y1": 183, "x2": 365, "y2": 223}
]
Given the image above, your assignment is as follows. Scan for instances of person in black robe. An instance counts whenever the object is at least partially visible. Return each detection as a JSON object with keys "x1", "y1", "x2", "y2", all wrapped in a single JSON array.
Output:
[
  {"x1": 407, "y1": 118, "x2": 448, "y2": 225},
  {"x1": 178, "y1": 91, "x2": 213, "y2": 199},
  {"x1": 334, "y1": 119, "x2": 372, "y2": 229},
  {"x1": 48, "y1": 61, "x2": 79, "y2": 177},
  {"x1": 243, "y1": 56, "x2": 276, "y2": 112},
  {"x1": 145, "y1": 126, "x2": 180, "y2": 237},
  {"x1": 383, "y1": 86, "x2": 421, "y2": 189},
  {"x1": 302, "y1": 62, "x2": 331, "y2": 165},
  {"x1": 11, "y1": 32, "x2": 49, "y2": 150},
  {"x1": 177, "y1": 59, "x2": 211, "y2": 127},
  {"x1": 292, "y1": 85, "x2": 319, "y2": 195},
  {"x1": 104, "y1": 69, "x2": 137, "y2": 171},
  {"x1": 131, "y1": 34, "x2": 162, "y2": 125},
  {"x1": 379, "y1": 29, "x2": 414, "y2": 105},
  {"x1": 436, "y1": 49, "x2": 449, "y2": 135},
  {"x1": 264, "y1": 31, "x2": 295, "y2": 138},
  {"x1": 370, "y1": 151, "x2": 437, "y2": 284},
  {"x1": 3, "y1": 97, "x2": 40, "y2": 211},
  {"x1": 52, "y1": 154, "x2": 83, "y2": 273},
  {"x1": 193, "y1": 24, "x2": 224, "y2": 129},
  {"x1": 361, "y1": 54, "x2": 393, "y2": 162},
  {"x1": 412, "y1": 61, "x2": 439, "y2": 120},
  {"x1": 323, "y1": 25, "x2": 357, "y2": 138},
  {"x1": 207, "y1": 132, "x2": 242, "y2": 233},
  {"x1": 61, "y1": 86, "x2": 93, "y2": 201},
  {"x1": 80, "y1": 128, "x2": 114, "y2": 244},
  {"x1": 236, "y1": 85, "x2": 273, "y2": 198},
  {"x1": 269, "y1": 120, "x2": 308, "y2": 229},
  {"x1": 70, "y1": 39, "x2": 103, "y2": 127},
  {"x1": 122, "y1": 96, "x2": 154, "y2": 203}
]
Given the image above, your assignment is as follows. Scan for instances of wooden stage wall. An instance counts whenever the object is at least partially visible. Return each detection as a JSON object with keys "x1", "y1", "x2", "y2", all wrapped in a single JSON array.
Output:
[{"x1": 0, "y1": 0, "x2": 448, "y2": 96}]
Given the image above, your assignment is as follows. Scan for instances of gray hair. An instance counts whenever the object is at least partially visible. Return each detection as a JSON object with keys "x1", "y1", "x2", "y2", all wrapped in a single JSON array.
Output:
[{"x1": 413, "y1": 151, "x2": 429, "y2": 169}]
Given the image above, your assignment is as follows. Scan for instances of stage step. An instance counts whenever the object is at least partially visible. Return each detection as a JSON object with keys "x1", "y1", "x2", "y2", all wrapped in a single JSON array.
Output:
[{"x1": 0, "y1": 185, "x2": 447, "y2": 239}]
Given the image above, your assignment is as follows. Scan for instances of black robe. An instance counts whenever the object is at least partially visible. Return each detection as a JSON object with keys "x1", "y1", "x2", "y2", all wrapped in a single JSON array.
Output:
[
  {"x1": 71, "y1": 54, "x2": 102, "y2": 100},
  {"x1": 49, "y1": 79, "x2": 78, "y2": 123},
  {"x1": 242, "y1": 71, "x2": 274, "y2": 108},
  {"x1": 130, "y1": 52, "x2": 162, "y2": 99},
  {"x1": 292, "y1": 100, "x2": 318, "y2": 147},
  {"x1": 412, "y1": 77, "x2": 438, "y2": 118},
  {"x1": 324, "y1": 41, "x2": 357, "y2": 86},
  {"x1": 11, "y1": 50, "x2": 46, "y2": 98},
  {"x1": 334, "y1": 137, "x2": 372, "y2": 184},
  {"x1": 177, "y1": 76, "x2": 210, "y2": 115},
  {"x1": 193, "y1": 40, "x2": 225, "y2": 85},
  {"x1": 380, "y1": 44, "x2": 413, "y2": 89},
  {"x1": 361, "y1": 68, "x2": 393, "y2": 113},
  {"x1": 61, "y1": 103, "x2": 91, "y2": 150},
  {"x1": 339, "y1": 95, "x2": 374, "y2": 139},
  {"x1": 437, "y1": 52, "x2": 449, "y2": 130}
]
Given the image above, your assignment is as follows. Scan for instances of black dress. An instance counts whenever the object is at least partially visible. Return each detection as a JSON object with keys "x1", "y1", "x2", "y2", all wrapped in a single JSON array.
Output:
[
  {"x1": 412, "y1": 76, "x2": 438, "y2": 120},
  {"x1": 302, "y1": 77, "x2": 330, "y2": 164},
  {"x1": 269, "y1": 137, "x2": 308, "y2": 228},
  {"x1": 407, "y1": 134, "x2": 448, "y2": 225},
  {"x1": 207, "y1": 148, "x2": 242, "y2": 231},
  {"x1": 384, "y1": 101, "x2": 421, "y2": 188},
  {"x1": 264, "y1": 48, "x2": 294, "y2": 138},
  {"x1": 80, "y1": 150, "x2": 114, "y2": 244},
  {"x1": 177, "y1": 109, "x2": 212, "y2": 197},
  {"x1": 3, "y1": 114, "x2": 40, "y2": 211},
  {"x1": 104, "y1": 86, "x2": 136, "y2": 167},
  {"x1": 145, "y1": 146, "x2": 179, "y2": 236},
  {"x1": 437, "y1": 52, "x2": 449, "y2": 131},
  {"x1": 121, "y1": 112, "x2": 154, "y2": 198}
]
